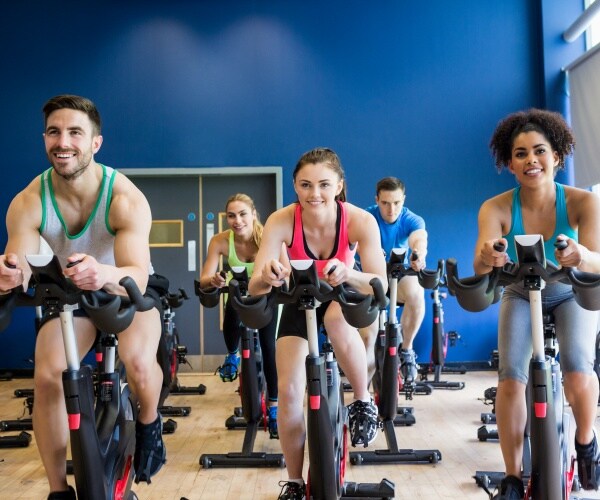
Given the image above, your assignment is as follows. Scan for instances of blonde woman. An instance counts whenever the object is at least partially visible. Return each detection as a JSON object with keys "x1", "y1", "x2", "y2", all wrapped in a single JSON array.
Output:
[{"x1": 199, "y1": 193, "x2": 279, "y2": 438}]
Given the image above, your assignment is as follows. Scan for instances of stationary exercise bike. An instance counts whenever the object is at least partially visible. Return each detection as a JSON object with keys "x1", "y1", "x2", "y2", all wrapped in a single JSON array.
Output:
[
  {"x1": 417, "y1": 261, "x2": 466, "y2": 390},
  {"x1": 231, "y1": 260, "x2": 394, "y2": 499},
  {"x1": 350, "y1": 248, "x2": 442, "y2": 466},
  {"x1": 195, "y1": 267, "x2": 284, "y2": 468},
  {"x1": 385, "y1": 249, "x2": 434, "y2": 399},
  {"x1": 153, "y1": 279, "x2": 201, "y2": 427},
  {"x1": 447, "y1": 235, "x2": 600, "y2": 499},
  {"x1": 0, "y1": 254, "x2": 155, "y2": 500}
]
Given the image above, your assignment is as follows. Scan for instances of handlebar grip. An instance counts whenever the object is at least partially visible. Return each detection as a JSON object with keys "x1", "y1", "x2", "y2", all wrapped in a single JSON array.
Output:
[
  {"x1": 493, "y1": 241, "x2": 506, "y2": 252},
  {"x1": 227, "y1": 279, "x2": 275, "y2": 329},
  {"x1": 445, "y1": 258, "x2": 496, "y2": 312},
  {"x1": 195, "y1": 279, "x2": 223, "y2": 308},
  {"x1": 119, "y1": 276, "x2": 156, "y2": 312},
  {"x1": 554, "y1": 239, "x2": 568, "y2": 251},
  {"x1": 369, "y1": 277, "x2": 388, "y2": 310}
]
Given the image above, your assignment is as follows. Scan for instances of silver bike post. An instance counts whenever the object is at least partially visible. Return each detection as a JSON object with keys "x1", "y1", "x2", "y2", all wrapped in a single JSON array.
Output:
[
  {"x1": 60, "y1": 304, "x2": 81, "y2": 371},
  {"x1": 529, "y1": 287, "x2": 546, "y2": 362},
  {"x1": 306, "y1": 305, "x2": 321, "y2": 358},
  {"x1": 388, "y1": 278, "x2": 398, "y2": 325}
]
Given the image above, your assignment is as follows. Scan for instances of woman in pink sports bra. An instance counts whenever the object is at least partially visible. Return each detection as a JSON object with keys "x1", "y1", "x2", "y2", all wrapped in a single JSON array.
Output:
[{"x1": 249, "y1": 147, "x2": 387, "y2": 499}]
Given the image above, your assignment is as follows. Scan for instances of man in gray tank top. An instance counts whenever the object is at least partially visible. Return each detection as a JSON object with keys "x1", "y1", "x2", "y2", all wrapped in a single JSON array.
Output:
[{"x1": 0, "y1": 95, "x2": 165, "y2": 499}]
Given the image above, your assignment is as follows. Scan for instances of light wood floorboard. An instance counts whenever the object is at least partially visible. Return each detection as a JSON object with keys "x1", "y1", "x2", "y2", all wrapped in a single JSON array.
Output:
[{"x1": 1, "y1": 371, "x2": 599, "y2": 499}]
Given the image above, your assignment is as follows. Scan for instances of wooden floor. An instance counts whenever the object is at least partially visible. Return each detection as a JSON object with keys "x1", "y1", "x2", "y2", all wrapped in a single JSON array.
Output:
[{"x1": 1, "y1": 370, "x2": 600, "y2": 499}]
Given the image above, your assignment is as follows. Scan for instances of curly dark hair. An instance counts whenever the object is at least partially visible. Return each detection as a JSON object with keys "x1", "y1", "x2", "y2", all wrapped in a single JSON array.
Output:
[{"x1": 489, "y1": 108, "x2": 575, "y2": 173}]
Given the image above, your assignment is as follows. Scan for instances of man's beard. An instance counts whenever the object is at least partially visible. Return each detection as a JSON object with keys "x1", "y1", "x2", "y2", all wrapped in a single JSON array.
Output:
[{"x1": 49, "y1": 150, "x2": 92, "y2": 181}]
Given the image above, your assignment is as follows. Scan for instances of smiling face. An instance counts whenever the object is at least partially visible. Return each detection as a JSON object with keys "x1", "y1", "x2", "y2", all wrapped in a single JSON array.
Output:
[
  {"x1": 226, "y1": 200, "x2": 256, "y2": 238},
  {"x1": 508, "y1": 130, "x2": 559, "y2": 184},
  {"x1": 44, "y1": 108, "x2": 102, "y2": 181},
  {"x1": 293, "y1": 162, "x2": 344, "y2": 211}
]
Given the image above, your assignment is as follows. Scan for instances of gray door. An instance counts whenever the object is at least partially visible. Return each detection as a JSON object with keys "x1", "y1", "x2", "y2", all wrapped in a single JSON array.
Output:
[
  {"x1": 129, "y1": 176, "x2": 201, "y2": 357},
  {"x1": 125, "y1": 169, "x2": 281, "y2": 371}
]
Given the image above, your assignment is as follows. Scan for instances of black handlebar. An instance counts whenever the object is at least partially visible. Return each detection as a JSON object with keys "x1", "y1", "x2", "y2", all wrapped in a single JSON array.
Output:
[
  {"x1": 0, "y1": 255, "x2": 155, "y2": 334},
  {"x1": 195, "y1": 267, "x2": 250, "y2": 308},
  {"x1": 388, "y1": 248, "x2": 444, "y2": 290},
  {"x1": 227, "y1": 260, "x2": 387, "y2": 330},
  {"x1": 446, "y1": 238, "x2": 600, "y2": 312}
]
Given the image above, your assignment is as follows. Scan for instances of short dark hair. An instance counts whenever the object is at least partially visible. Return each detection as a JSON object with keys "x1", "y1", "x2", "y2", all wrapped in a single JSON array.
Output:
[
  {"x1": 376, "y1": 177, "x2": 405, "y2": 196},
  {"x1": 489, "y1": 108, "x2": 575, "y2": 172},
  {"x1": 43, "y1": 95, "x2": 102, "y2": 135}
]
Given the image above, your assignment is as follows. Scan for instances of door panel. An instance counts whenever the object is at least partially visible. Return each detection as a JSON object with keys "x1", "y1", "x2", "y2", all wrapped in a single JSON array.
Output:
[
  {"x1": 127, "y1": 170, "x2": 279, "y2": 371},
  {"x1": 130, "y1": 176, "x2": 201, "y2": 355}
]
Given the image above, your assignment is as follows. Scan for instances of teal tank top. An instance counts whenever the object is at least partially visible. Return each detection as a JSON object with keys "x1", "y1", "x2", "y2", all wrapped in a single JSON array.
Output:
[
  {"x1": 503, "y1": 182, "x2": 577, "y2": 266},
  {"x1": 227, "y1": 230, "x2": 255, "y2": 277}
]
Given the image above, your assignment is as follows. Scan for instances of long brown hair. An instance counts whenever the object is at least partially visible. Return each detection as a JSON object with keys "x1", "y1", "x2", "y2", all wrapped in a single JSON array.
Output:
[
  {"x1": 225, "y1": 193, "x2": 264, "y2": 248},
  {"x1": 293, "y1": 147, "x2": 347, "y2": 202}
]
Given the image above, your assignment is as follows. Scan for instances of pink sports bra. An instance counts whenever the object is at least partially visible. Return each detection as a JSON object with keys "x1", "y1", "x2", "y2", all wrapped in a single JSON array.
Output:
[{"x1": 287, "y1": 201, "x2": 357, "y2": 277}]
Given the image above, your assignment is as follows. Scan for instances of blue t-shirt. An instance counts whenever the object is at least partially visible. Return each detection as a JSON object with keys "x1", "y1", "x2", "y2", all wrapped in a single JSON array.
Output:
[{"x1": 365, "y1": 204, "x2": 426, "y2": 261}]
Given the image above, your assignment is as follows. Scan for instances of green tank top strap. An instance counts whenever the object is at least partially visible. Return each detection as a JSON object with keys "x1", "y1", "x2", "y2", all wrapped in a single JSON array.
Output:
[
  {"x1": 227, "y1": 230, "x2": 255, "y2": 278},
  {"x1": 503, "y1": 183, "x2": 577, "y2": 266}
]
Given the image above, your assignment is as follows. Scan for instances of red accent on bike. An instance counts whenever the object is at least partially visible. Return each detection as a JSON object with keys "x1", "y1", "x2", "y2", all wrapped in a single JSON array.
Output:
[
  {"x1": 388, "y1": 346, "x2": 397, "y2": 356},
  {"x1": 434, "y1": 317, "x2": 439, "y2": 324},
  {"x1": 68, "y1": 413, "x2": 81, "y2": 430},
  {"x1": 309, "y1": 395, "x2": 321, "y2": 410},
  {"x1": 243, "y1": 348, "x2": 250, "y2": 359},
  {"x1": 340, "y1": 422, "x2": 348, "y2": 487},
  {"x1": 114, "y1": 454, "x2": 133, "y2": 500},
  {"x1": 566, "y1": 456, "x2": 577, "y2": 495},
  {"x1": 534, "y1": 402, "x2": 547, "y2": 418},
  {"x1": 170, "y1": 349, "x2": 177, "y2": 379},
  {"x1": 262, "y1": 394, "x2": 267, "y2": 432},
  {"x1": 525, "y1": 479, "x2": 532, "y2": 499},
  {"x1": 96, "y1": 352, "x2": 103, "y2": 362}
]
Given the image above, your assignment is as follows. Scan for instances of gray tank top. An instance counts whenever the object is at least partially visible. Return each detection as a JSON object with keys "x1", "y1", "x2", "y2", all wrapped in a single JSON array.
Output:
[{"x1": 39, "y1": 164, "x2": 117, "y2": 267}]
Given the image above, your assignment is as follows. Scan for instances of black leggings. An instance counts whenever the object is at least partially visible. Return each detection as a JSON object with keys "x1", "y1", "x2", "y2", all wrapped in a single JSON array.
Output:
[{"x1": 222, "y1": 298, "x2": 278, "y2": 401}]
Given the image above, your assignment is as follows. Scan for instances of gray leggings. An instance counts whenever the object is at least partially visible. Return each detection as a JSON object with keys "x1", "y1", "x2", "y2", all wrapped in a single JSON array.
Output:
[{"x1": 498, "y1": 281, "x2": 598, "y2": 384}]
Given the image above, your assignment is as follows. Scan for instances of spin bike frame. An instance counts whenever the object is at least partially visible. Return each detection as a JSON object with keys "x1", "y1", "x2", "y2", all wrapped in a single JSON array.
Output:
[
  {"x1": 196, "y1": 267, "x2": 284, "y2": 468},
  {"x1": 160, "y1": 287, "x2": 206, "y2": 399},
  {"x1": 423, "y1": 268, "x2": 466, "y2": 389},
  {"x1": 447, "y1": 235, "x2": 600, "y2": 500},
  {"x1": 350, "y1": 248, "x2": 442, "y2": 466},
  {"x1": 387, "y1": 249, "x2": 437, "y2": 398},
  {"x1": 231, "y1": 260, "x2": 394, "y2": 499},
  {"x1": 0, "y1": 254, "x2": 155, "y2": 500}
]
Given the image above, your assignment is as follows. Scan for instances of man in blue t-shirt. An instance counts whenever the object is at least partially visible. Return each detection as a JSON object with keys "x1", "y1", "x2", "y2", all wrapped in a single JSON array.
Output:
[{"x1": 362, "y1": 176, "x2": 428, "y2": 384}]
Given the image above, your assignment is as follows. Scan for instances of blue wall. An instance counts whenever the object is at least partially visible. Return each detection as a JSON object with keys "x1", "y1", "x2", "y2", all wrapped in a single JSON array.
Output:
[{"x1": 0, "y1": 0, "x2": 586, "y2": 368}]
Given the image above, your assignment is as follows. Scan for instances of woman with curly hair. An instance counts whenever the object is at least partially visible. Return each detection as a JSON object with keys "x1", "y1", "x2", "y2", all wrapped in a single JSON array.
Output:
[{"x1": 474, "y1": 108, "x2": 600, "y2": 499}]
